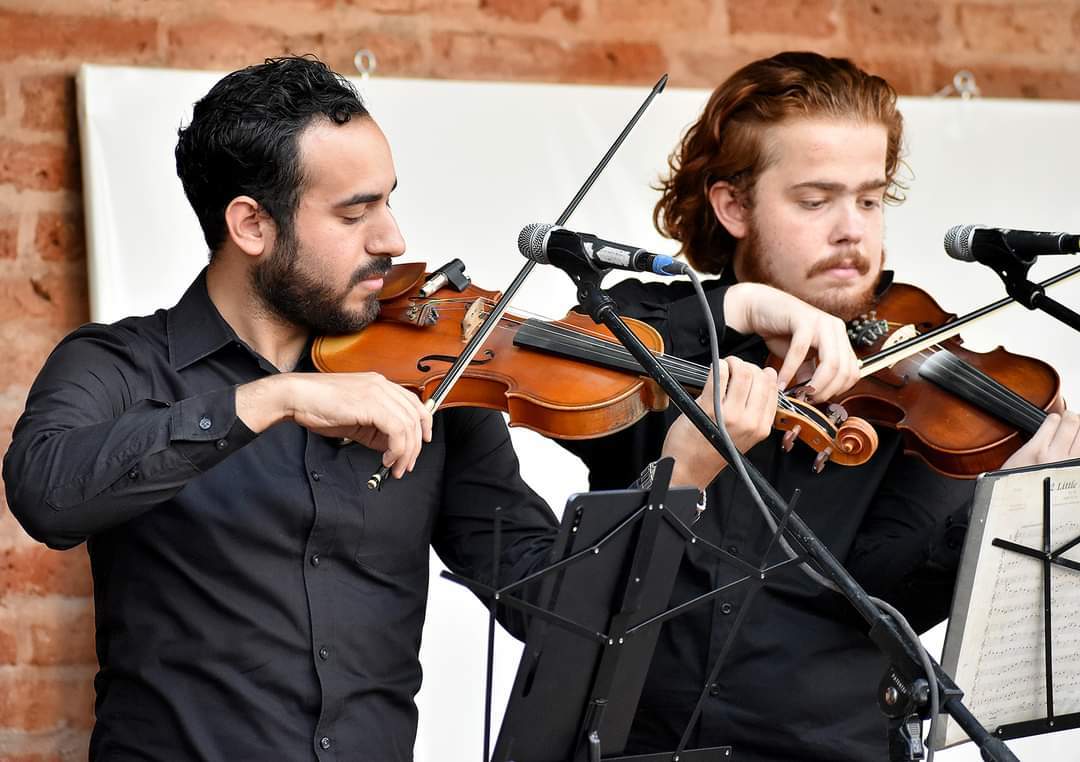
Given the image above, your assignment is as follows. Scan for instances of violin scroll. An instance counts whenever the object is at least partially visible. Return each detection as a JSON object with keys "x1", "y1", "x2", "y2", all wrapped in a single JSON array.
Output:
[{"x1": 774, "y1": 395, "x2": 879, "y2": 473}]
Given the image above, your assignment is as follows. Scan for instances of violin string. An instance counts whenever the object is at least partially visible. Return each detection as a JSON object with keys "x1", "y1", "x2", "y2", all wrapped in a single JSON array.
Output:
[
  {"x1": 863, "y1": 319, "x2": 1045, "y2": 427},
  {"x1": 922, "y1": 350, "x2": 1046, "y2": 431},
  {"x1": 879, "y1": 340, "x2": 1046, "y2": 431},
  {"x1": 403, "y1": 298, "x2": 817, "y2": 419},
  {"x1": 907, "y1": 342, "x2": 1046, "y2": 425},
  {"x1": 515, "y1": 319, "x2": 806, "y2": 414},
  {"x1": 402, "y1": 298, "x2": 714, "y2": 385}
]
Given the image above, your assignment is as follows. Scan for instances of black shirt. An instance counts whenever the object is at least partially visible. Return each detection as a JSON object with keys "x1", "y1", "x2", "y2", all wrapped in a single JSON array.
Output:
[
  {"x1": 4, "y1": 272, "x2": 558, "y2": 761},
  {"x1": 561, "y1": 275, "x2": 973, "y2": 761}
]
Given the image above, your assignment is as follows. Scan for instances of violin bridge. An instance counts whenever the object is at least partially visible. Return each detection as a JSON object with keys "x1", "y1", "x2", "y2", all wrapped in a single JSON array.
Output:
[
  {"x1": 881, "y1": 323, "x2": 918, "y2": 350},
  {"x1": 460, "y1": 299, "x2": 489, "y2": 343}
]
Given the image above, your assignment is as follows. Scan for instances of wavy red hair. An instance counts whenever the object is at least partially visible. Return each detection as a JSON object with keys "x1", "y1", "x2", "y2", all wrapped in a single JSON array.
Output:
[{"x1": 654, "y1": 51, "x2": 905, "y2": 273}]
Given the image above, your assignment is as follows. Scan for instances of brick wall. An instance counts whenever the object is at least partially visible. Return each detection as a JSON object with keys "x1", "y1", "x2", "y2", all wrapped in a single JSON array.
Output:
[{"x1": 1, "y1": 0, "x2": 1078, "y2": 756}]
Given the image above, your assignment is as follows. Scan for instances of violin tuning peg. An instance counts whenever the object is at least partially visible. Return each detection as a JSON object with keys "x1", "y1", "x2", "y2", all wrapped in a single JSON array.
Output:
[
  {"x1": 826, "y1": 403, "x2": 848, "y2": 425},
  {"x1": 812, "y1": 448, "x2": 832, "y2": 474},
  {"x1": 794, "y1": 385, "x2": 815, "y2": 402},
  {"x1": 781, "y1": 424, "x2": 801, "y2": 453}
]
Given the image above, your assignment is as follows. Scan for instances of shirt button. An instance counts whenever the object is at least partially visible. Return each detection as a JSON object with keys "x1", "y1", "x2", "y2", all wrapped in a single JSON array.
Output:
[
  {"x1": 198, "y1": 416, "x2": 212, "y2": 430},
  {"x1": 698, "y1": 327, "x2": 708, "y2": 345},
  {"x1": 310, "y1": 554, "x2": 321, "y2": 567},
  {"x1": 708, "y1": 682, "x2": 720, "y2": 697},
  {"x1": 727, "y1": 544, "x2": 739, "y2": 556},
  {"x1": 310, "y1": 470, "x2": 321, "y2": 481},
  {"x1": 127, "y1": 469, "x2": 139, "y2": 480},
  {"x1": 216, "y1": 439, "x2": 228, "y2": 450},
  {"x1": 319, "y1": 646, "x2": 330, "y2": 660},
  {"x1": 720, "y1": 602, "x2": 734, "y2": 615},
  {"x1": 319, "y1": 736, "x2": 331, "y2": 750}
]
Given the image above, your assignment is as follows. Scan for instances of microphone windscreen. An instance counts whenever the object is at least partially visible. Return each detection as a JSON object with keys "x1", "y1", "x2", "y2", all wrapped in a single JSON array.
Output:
[
  {"x1": 944, "y1": 224, "x2": 979, "y2": 261},
  {"x1": 517, "y1": 223, "x2": 553, "y2": 264}
]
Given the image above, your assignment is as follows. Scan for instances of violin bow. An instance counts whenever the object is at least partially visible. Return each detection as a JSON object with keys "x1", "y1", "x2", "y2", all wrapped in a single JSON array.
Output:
[
  {"x1": 367, "y1": 74, "x2": 670, "y2": 490},
  {"x1": 858, "y1": 264, "x2": 1080, "y2": 377}
]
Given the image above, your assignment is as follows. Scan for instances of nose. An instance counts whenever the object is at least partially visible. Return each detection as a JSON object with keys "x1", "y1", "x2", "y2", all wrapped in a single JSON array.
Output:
[
  {"x1": 830, "y1": 200, "x2": 865, "y2": 247},
  {"x1": 369, "y1": 208, "x2": 406, "y2": 259}
]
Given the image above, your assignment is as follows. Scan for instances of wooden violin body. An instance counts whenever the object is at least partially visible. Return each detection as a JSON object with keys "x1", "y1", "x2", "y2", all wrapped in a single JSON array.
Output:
[
  {"x1": 838, "y1": 282, "x2": 1060, "y2": 478},
  {"x1": 313, "y1": 263, "x2": 670, "y2": 439}
]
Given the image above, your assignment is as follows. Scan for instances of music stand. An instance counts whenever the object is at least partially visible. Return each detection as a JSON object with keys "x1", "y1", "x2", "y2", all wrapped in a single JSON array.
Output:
[
  {"x1": 936, "y1": 458, "x2": 1080, "y2": 749},
  {"x1": 442, "y1": 458, "x2": 808, "y2": 762},
  {"x1": 491, "y1": 478, "x2": 701, "y2": 761}
]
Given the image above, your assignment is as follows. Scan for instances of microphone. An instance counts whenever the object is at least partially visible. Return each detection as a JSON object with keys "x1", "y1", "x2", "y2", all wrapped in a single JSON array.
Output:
[
  {"x1": 518, "y1": 223, "x2": 689, "y2": 276},
  {"x1": 944, "y1": 224, "x2": 1080, "y2": 266}
]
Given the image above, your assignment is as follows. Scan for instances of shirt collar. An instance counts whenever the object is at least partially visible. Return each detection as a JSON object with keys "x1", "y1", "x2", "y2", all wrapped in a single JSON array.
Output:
[{"x1": 167, "y1": 269, "x2": 241, "y2": 370}]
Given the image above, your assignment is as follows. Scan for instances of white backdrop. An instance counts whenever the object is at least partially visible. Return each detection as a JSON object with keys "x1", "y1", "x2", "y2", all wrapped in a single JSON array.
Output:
[{"x1": 78, "y1": 64, "x2": 1080, "y2": 760}]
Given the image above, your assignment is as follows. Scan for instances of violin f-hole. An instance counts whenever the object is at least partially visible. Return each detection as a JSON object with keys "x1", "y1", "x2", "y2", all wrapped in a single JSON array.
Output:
[{"x1": 417, "y1": 349, "x2": 496, "y2": 373}]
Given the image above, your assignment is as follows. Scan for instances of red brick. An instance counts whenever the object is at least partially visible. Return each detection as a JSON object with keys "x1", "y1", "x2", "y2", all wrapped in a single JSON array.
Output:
[
  {"x1": 480, "y1": 0, "x2": 581, "y2": 24},
  {"x1": 0, "y1": 545, "x2": 92, "y2": 597},
  {"x1": 20, "y1": 74, "x2": 76, "y2": 135},
  {"x1": 0, "y1": 325, "x2": 67, "y2": 392},
  {"x1": 0, "y1": 672, "x2": 94, "y2": 731},
  {"x1": 676, "y1": 50, "x2": 768, "y2": 89},
  {"x1": 165, "y1": 19, "x2": 289, "y2": 70},
  {"x1": 34, "y1": 211, "x2": 84, "y2": 263},
  {"x1": 931, "y1": 59, "x2": 1080, "y2": 100},
  {"x1": 0, "y1": 214, "x2": 17, "y2": 259},
  {"x1": 344, "y1": 0, "x2": 477, "y2": 12},
  {"x1": 0, "y1": 617, "x2": 17, "y2": 664},
  {"x1": 286, "y1": 28, "x2": 426, "y2": 78},
  {"x1": 29, "y1": 604, "x2": 96, "y2": 666},
  {"x1": 30, "y1": 268, "x2": 89, "y2": 329},
  {"x1": 0, "y1": 267, "x2": 88, "y2": 331},
  {"x1": 956, "y1": 3, "x2": 1075, "y2": 55},
  {"x1": 846, "y1": 0, "x2": 942, "y2": 47},
  {"x1": 728, "y1": 0, "x2": 837, "y2": 37},
  {"x1": 0, "y1": 140, "x2": 79, "y2": 192},
  {"x1": 0, "y1": 10, "x2": 157, "y2": 63},
  {"x1": 431, "y1": 32, "x2": 667, "y2": 84},
  {"x1": 856, "y1": 55, "x2": 934, "y2": 95}
]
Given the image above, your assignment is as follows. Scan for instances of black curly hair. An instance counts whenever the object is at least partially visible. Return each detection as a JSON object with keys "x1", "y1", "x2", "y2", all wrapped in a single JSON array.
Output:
[{"x1": 175, "y1": 56, "x2": 369, "y2": 255}]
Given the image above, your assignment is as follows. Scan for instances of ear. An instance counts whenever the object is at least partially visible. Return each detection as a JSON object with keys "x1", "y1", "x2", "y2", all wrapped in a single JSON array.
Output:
[
  {"x1": 707, "y1": 181, "x2": 750, "y2": 241},
  {"x1": 223, "y1": 195, "x2": 271, "y2": 257}
]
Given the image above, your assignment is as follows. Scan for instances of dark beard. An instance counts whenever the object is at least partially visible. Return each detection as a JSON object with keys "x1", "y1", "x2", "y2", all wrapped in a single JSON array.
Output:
[
  {"x1": 250, "y1": 225, "x2": 391, "y2": 336},
  {"x1": 738, "y1": 223, "x2": 881, "y2": 322}
]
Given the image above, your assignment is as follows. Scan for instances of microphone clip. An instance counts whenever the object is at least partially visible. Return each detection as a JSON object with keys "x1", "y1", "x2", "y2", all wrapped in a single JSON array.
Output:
[{"x1": 418, "y1": 258, "x2": 471, "y2": 298}]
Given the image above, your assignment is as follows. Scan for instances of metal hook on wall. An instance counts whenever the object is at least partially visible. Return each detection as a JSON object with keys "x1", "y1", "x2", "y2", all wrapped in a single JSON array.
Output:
[
  {"x1": 354, "y1": 49, "x2": 378, "y2": 81},
  {"x1": 934, "y1": 70, "x2": 981, "y2": 99}
]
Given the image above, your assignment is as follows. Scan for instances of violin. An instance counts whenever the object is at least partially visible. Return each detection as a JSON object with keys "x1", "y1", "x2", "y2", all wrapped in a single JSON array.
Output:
[
  {"x1": 313, "y1": 262, "x2": 878, "y2": 472},
  {"x1": 830, "y1": 281, "x2": 1060, "y2": 478}
]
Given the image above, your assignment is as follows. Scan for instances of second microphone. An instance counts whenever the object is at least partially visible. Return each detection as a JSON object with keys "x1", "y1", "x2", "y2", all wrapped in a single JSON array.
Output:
[{"x1": 518, "y1": 223, "x2": 689, "y2": 277}]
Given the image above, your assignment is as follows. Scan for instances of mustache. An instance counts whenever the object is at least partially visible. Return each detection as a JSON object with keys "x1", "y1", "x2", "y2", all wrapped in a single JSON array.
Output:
[
  {"x1": 806, "y1": 250, "x2": 870, "y2": 278},
  {"x1": 350, "y1": 257, "x2": 393, "y2": 287}
]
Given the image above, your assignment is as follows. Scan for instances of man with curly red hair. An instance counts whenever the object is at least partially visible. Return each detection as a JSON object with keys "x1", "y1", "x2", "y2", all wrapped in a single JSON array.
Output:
[{"x1": 563, "y1": 51, "x2": 1080, "y2": 760}]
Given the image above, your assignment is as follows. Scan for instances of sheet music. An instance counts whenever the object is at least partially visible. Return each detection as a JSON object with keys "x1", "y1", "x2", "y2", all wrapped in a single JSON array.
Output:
[{"x1": 940, "y1": 463, "x2": 1080, "y2": 748}]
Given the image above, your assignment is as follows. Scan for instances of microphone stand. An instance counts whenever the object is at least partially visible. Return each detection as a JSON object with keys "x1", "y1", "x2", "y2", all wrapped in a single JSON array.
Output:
[
  {"x1": 984, "y1": 247, "x2": 1080, "y2": 333},
  {"x1": 549, "y1": 242, "x2": 1019, "y2": 762}
]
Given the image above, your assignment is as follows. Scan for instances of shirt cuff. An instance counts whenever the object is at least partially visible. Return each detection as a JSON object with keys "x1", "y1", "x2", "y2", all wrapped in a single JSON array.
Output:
[{"x1": 170, "y1": 386, "x2": 258, "y2": 471}]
